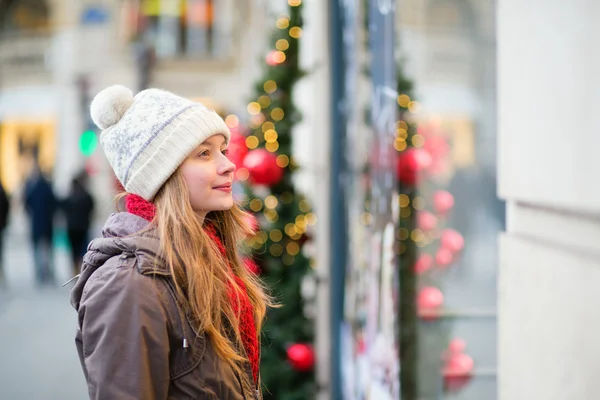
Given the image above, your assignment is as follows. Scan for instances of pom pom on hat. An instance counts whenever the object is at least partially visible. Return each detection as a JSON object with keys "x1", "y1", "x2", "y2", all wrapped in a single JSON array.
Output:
[{"x1": 90, "y1": 85, "x2": 134, "y2": 130}]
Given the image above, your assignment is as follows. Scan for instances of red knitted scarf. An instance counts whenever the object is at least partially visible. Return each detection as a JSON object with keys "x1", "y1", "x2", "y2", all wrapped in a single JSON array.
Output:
[{"x1": 125, "y1": 194, "x2": 259, "y2": 383}]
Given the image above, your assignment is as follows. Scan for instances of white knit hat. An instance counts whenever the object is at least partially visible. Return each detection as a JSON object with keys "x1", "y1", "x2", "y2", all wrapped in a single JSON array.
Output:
[{"x1": 90, "y1": 85, "x2": 230, "y2": 200}]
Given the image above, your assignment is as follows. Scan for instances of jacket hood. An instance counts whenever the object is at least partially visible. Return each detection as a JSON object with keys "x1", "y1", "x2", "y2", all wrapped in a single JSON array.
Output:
[{"x1": 70, "y1": 212, "x2": 164, "y2": 311}]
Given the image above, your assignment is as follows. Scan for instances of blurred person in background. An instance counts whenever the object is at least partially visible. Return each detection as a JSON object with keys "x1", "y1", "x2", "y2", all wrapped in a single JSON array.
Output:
[
  {"x1": 24, "y1": 164, "x2": 57, "y2": 286},
  {"x1": 60, "y1": 171, "x2": 95, "y2": 277},
  {"x1": 0, "y1": 181, "x2": 9, "y2": 283},
  {"x1": 70, "y1": 85, "x2": 274, "y2": 399}
]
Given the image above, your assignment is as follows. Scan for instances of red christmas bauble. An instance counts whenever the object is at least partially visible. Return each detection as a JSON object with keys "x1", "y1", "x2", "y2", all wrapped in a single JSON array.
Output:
[
  {"x1": 433, "y1": 190, "x2": 455, "y2": 215},
  {"x1": 417, "y1": 286, "x2": 444, "y2": 320},
  {"x1": 423, "y1": 136, "x2": 450, "y2": 160},
  {"x1": 443, "y1": 352, "x2": 474, "y2": 392},
  {"x1": 243, "y1": 258, "x2": 260, "y2": 275},
  {"x1": 417, "y1": 211, "x2": 438, "y2": 231},
  {"x1": 448, "y1": 338, "x2": 467, "y2": 355},
  {"x1": 435, "y1": 247, "x2": 454, "y2": 268},
  {"x1": 414, "y1": 253, "x2": 434, "y2": 275},
  {"x1": 243, "y1": 149, "x2": 284, "y2": 186},
  {"x1": 440, "y1": 229, "x2": 464, "y2": 253},
  {"x1": 287, "y1": 343, "x2": 315, "y2": 372},
  {"x1": 228, "y1": 132, "x2": 248, "y2": 178},
  {"x1": 396, "y1": 148, "x2": 432, "y2": 186}
]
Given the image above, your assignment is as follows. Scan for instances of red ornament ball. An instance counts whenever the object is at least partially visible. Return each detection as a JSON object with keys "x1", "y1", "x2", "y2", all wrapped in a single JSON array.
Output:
[
  {"x1": 396, "y1": 148, "x2": 432, "y2": 186},
  {"x1": 443, "y1": 352, "x2": 474, "y2": 392},
  {"x1": 287, "y1": 343, "x2": 315, "y2": 372},
  {"x1": 228, "y1": 131, "x2": 248, "y2": 169},
  {"x1": 417, "y1": 286, "x2": 444, "y2": 320},
  {"x1": 414, "y1": 253, "x2": 434, "y2": 275},
  {"x1": 435, "y1": 247, "x2": 454, "y2": 268},
  {"x1": 423, "y1": 136, "x2": 450, "y2": 160},
  {"x1": 448, "y1": 338, "x2": 467, "y2": 354},
  {"x1": 417, "y1": 211, "x2": 438, "y2": 231},
  {"x1": 433, "y1": 190, "x2": 455, "y2": 215},
  {"x1": 243, "y1": 149, "x2": 284, "y2": 186},
  {"x1": 440, "y1": 229, "x2": 465, "y2": 253}
]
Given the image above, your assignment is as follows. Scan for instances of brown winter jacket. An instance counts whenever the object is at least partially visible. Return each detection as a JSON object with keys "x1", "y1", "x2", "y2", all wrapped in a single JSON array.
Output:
[{"x1": 70, "y1": 212, "x2": 261, "y2": 400}]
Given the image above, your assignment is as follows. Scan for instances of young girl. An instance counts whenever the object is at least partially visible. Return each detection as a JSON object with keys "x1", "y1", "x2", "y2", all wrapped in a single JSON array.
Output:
[{"x1": 70, "y1": 85, "x2": 273, "y2": 399}]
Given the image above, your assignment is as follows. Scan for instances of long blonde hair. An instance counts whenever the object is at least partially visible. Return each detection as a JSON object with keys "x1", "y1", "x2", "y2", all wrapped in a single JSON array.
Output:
[{"x1": 144, "y1": 170, "x2": 274, "y2": 373}]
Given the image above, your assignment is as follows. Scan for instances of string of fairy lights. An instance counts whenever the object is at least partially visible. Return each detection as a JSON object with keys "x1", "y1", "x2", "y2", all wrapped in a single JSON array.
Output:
[{"x1": 225, "y1": 0, "x2": 315, "y2": 268}]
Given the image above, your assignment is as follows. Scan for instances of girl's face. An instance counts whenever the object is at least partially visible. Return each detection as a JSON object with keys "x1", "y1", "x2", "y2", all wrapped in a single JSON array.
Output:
[{"x1": 180, "y1": 134, "x2": 235, "y2": 217}]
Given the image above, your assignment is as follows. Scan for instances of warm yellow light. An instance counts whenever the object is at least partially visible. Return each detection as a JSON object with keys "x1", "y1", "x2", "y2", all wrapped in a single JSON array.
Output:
[
  {"x1": 247, "y1": 102, "x2": 261, "y2": 115},
  {"x1": 412, "y1": 134, "x2": 425, "y2": 147},
  {"x1": 408, "y1": 101, "x2": 421, "y2": 113},
  {"x1": 265, "y1": 195, "x2": 278, "y2": 209},
  {"x1": 306, "y1": 213, "x2": 317, "y2": 226},
  {"x1": 245, "y1": 136, "x2": 259, "y2": 149},
  {"x1": 286, "y1": 242, "x2": 300, "y2": 256},
  {"x1": 276, "y1": 39, "x2": 290, "y2": 51},
  {"x1": 265, "y1": 141, "x2": 279, "y2": 152},
  {"x1": 276, "y1": 17, "x2": 290, "y2": 29},
  {"x1": 276, "y1": 155, "x2": 290, "y2": 168},
  {"x1": 397, "y1": 94, "x2": 410, "y2": 107},
  {"x1": 272, "y1": 51, "x2": 286, "y2": 64},
  {"x1": 264, "y1": 129, "x2": 278, "y2": 143},
  {"x1": 299, "y1": 199, "x2": 311, "y2": 212},
  {"x1": 289, "y1": 27, "x2": 303, "y2": 38},
  {"x1": 225, "y1": 114, "x2": 239, "y2": 128},
  {"x1": 249, "y1": 198, "x2": 263, "y2": 212},
  {"x1": 397, "y1": 228, "x2": 409, "y2": 240},
  {"x1": 360, "y1": 212, "x2": 373, "y2": 226},
  {"x1": 271, "y1": 108, "x2": 284, "y2": 121},
  {"x1": 258, "y1": 95, "x2": 271, "y2": 108},
  {"x1": 288, "y1": 0, "x2": 301, "y2": 6},
  {"x1": 394, "y1": 139, "x2": 407, "y2": 152},
  {"x1": 411, "y1": 229, "x2": 424, "y2": 242},
  {"x1": 295, "y1": 215, "x2": 306, "y2": 229},
  {"x1": 264, "y1": 209, "x2": 278, "y2": 222},
  {"x1": 270, "y1": 230, "x2": 283, "y2": 242},
  {"x1": 264, "y1": 80, "x2": 277, "y2": 94},
  {"x1": 399, "y1": 194, "x2": 410, "y2": 207},
  {"x1": 397, "y1": 120, "x2": 408, "y2": 130},
  {"x1": 284, "y1": 223, "x2": 296, "y2": 236},
  {"x1": 262, "y1": 121, "x2": 275, "y2": 132}
]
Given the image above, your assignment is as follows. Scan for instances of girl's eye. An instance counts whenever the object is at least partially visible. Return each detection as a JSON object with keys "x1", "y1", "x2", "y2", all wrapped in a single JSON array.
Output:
[
  {"x1": 199, "y1": 150, "x2": 210, "y2": 157},
  {"x1": 221, "y1": 149, "x2": 229, "y2": 156}
]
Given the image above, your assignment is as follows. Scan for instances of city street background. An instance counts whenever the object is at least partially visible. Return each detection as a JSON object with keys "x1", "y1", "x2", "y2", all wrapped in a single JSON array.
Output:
[{"x1": 0, "y1": 209, "x2": 89, "y2": 399}]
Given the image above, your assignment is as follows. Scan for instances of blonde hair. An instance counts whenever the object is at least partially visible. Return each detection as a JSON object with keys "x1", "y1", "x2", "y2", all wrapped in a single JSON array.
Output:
[{"x1": 120, "y1": 170, "x2": 275, "y2": 375}]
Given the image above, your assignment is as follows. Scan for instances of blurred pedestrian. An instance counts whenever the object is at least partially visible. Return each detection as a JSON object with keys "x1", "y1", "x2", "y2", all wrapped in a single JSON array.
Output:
[
  {"x1": 0, "y1": 181, "x2": 9, "y2": 283},
  {"x1": 24, "y1": 164, "x2": 57, "y2": 286},
  {"x1": 60, "y1": 172, "x2": 95, "y2": 277},
  {"x1": 70, "y1": 85, "x2": 274, "y2": 399}
]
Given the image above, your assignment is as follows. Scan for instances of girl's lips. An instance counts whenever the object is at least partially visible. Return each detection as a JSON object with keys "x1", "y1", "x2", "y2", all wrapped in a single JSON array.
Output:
[{"x1": 213, "y1": 184, "x2": 232, "y2": 192}]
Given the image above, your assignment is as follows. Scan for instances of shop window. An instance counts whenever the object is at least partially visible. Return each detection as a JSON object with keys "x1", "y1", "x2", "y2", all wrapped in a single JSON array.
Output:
[
  {"x1": 1, "y1": 0, "x2": 51, "y2": 33},
  {"x1": 121, "y1": 0, "x2": 234, "y2": 59}
]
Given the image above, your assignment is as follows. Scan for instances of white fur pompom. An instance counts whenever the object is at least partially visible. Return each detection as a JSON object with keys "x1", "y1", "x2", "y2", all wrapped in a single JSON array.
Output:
[{"x1": 90, "y1": 85, "x2": 134, "y2": 130}]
